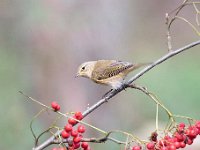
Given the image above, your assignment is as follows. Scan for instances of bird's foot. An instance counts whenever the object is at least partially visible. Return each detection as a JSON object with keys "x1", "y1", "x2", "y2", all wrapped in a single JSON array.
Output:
[
  {"x1": 122, "y1": 84, "x2": 129, "y2": 91},
  {"x1": 102, "y1": 84, "x2": 130, "y2": 99},
  {"x1": 102, "y1": 89, "x2": 113, "y2": 99}
]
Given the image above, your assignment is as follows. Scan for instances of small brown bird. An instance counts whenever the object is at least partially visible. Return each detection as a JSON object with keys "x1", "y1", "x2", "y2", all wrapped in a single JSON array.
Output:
[{"x1": 76, "y1": 60, "x2": 149, "y2": 89}]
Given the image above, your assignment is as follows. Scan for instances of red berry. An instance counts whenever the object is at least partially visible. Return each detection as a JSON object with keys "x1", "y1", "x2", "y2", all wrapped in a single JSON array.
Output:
[
  {"x1": 77, "y1": 125, "x2": 86, "y2": 133},
  {"x1": 187, "y1": 128, "x2": 198, "y2": 139},
  {"x1": 75, "y1": 111, "x2": 83, "y2": 120},
  {"x1": 174, "y1": 141, "x2": 180, "y2": 149},
  {"x1": 68, "y1": 116, "x2": 77, "y2": 125},
  {"x1": 195, "y1": 127, "x2": 200, "y2": 135},
  {"x1": 150, "y1": 132, "x2": 158, "y2": 142},
  {"x1": 174, "y1": 132, "x2": 184, "y2": 142},
  {"x1": 167, "y1": 137, "x2": 177, "y2": 144},
  {"x1": 132, "y1": 146, "x2": 141, "y2": 150},
  {"x1": 167, "y1": 144, "x2": 176, "y2": 150},
  {"x1": 74, "y1": 143, "x2": 80, "y2": 149},
  {"x1": 56, "y1": 105, "x2": 60, "y2": 111},
  {"x1": 61, "y1": 130, "x2": 70, "y2": 139},
  {"x1": 177, "y1": 122, "x2": 185, "y2": 133},
  {"x1": 51, "y1": 101, "x2": 57, "y2": 108},
  {"x1": 186, "y1": 138, "x2": 193, "y2": 145},
  {"x1": 195, "y1": 121, "x2": 200, "y2": 130},
  {"x1": 179, "y1": 141, "x2": 186, "y2": 148},
  {"x1": 178, "y1": 122, "x2": 185, "y2": 128},
  {"x1": 146, "y1": 142, "x2": 155, "y2": 149},
  {"x1": 51, "y1": 101, "x2": 60, "y2": 111},
  {"x1": 159, "y1": 139, "x2": 167, "y2": 147},
  {"x1": 73, "y1": 136, "x2": 82, "y2": 143},
  {"x1": 52, "y1": 148, "x2": 58, "y2": 150},
  {"x1": 71, "y1": 130, "x2": 78, "y2": 137},
  {"x1": 81, "y1": 142, "x2": 89, "y2": 149},
  {"x1": 164, "y1": 135, "x2": 171, "y2": 140},
  {"x1": 64, "y1": 124, "x2": 73, "y2": 132}
]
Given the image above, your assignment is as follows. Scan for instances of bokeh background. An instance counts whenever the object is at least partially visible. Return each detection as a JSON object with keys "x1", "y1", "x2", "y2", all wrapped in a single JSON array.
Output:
[{"x1": 0, "y1": 0, "x2": 200, "y2": 149}]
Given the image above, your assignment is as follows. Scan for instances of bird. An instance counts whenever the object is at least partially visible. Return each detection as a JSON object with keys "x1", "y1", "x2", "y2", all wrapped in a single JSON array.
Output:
[{"x1": 76, "y1": 60, "x2": 150, "y2": 90}]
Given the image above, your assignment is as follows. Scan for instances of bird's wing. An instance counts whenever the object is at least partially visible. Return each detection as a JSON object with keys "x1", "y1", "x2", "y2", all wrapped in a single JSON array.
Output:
[{"x1": 91, "y1": 60, "x2": 133, "y2": 80}]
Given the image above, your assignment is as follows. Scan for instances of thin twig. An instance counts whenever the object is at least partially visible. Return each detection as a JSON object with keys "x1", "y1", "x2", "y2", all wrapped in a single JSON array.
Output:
[
  {"x1": 30, "y1": 108, "x2": 47, "y2": 146},
  {"x1": 175, "y1": 16, "x2": 200, "y2": 36},
  {"x1": 126, "y1": 84, "x2": 174, "y2": 123},
  {"x1": 35, "y1": 127, "x2": 55, "y2": 146},
  {"x1": 193, "y1": 2, "x2": 200, "y2": 26},
  {"x1": 166, "y1": 0, "x2": 189, "y2": 51},
  {"x1": 19, "y1": 91, "x2": 53, "y2": 110},
  {"x1": 173, "y1": 114, "x2": 194, "y2": 121},
  {"x1": 125, "y1": 135, "x2": 130, "y2": 150}
]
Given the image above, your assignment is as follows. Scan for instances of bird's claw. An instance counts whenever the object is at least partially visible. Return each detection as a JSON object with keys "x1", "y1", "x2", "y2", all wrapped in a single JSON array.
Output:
[
  {"x1": 102, "y1": 89, "x2": 113, "y2": 99},
  {"x1": 122, "y1": 84, "x2": 129, "y2": 91}
]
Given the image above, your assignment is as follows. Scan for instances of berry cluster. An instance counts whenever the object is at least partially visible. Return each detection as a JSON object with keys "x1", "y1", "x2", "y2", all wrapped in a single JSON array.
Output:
[
  {"x1": 50, "y1": 105, "x2": 90, "y2": 150},
  {"x1": 132, "y1": 121, "x2": 200, "y2": 150},
  {"x1": 51, "y1": 101, "x2": 60, "y2": 111},
  {"x1": 62, "y1": 111, "x2": 90, "y2": 150}
]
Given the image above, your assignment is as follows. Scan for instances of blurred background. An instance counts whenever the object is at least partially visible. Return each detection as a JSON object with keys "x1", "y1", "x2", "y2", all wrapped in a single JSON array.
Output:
[{"x1": 0, "y1": 0, "x2": 200, "y2": 149}]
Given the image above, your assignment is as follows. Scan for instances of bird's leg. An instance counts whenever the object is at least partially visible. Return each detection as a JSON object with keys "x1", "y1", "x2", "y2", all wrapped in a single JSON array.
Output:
[
  {"x1": 122, "y1": 84, "x2": 128, "y2": 91},
  {"x1": 102, "y1": 85, "x2": 128, "y2": 98},
  {"x1": 102, "y1": 89, "x2": 113, "y2": 99},
  {"x1": 126, "y1": 84, "x2": 147, "y2": 92},
  {"x1": 102, "y1": 83, "x2": 132, "y2": 98},
  {"x1": 125, "y1": 84, "x2": 135, "y2": 88}
]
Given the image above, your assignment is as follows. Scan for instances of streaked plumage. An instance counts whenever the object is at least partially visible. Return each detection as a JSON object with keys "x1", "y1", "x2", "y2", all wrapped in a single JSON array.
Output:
[{"x1": 76, "y1": 60, "x2": 148, "y2": 89}]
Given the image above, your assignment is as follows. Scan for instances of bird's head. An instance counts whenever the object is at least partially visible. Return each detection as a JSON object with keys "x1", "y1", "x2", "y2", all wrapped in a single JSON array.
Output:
[{"x1": 76, "y1": 61, "x2": 96, "y2": 78}]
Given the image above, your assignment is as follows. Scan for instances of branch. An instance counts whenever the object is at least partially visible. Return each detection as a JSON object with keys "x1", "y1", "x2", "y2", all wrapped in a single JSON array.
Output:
[
  {"x1": 33, "y1": 40, "x2": 200, "y2": 150},
  {"x1": 126, "y1": 40, "x2": 200, "y2": 85},
  {"x1": 53, "y1": 133, "x2": 126, "y2": 145}
]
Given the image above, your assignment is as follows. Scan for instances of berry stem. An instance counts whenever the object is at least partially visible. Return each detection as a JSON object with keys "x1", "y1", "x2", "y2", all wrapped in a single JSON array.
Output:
[
  {"x1": 111, "y1": 130, "x2": 147, "y2": 144},
  {"x1": 127, "y1": 84, "x2": 175, "y2": 127},
  {"x1": 173, "y1": 114, "x2": 194, "y2": 121},
  {"x1": 156, "y1": 104, "x2": 159, "y2": 132}
]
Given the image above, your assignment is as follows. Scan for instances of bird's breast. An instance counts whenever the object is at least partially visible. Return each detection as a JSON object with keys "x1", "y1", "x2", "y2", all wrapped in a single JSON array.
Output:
[{"x1": 92, "y1": 75, "x2": 124, "y2": 89}]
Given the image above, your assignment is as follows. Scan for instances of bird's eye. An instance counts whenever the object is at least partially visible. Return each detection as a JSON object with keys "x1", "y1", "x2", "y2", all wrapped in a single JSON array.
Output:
[{"x1": 81, "y1": 66, "x2": 85, "y2": 70}]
